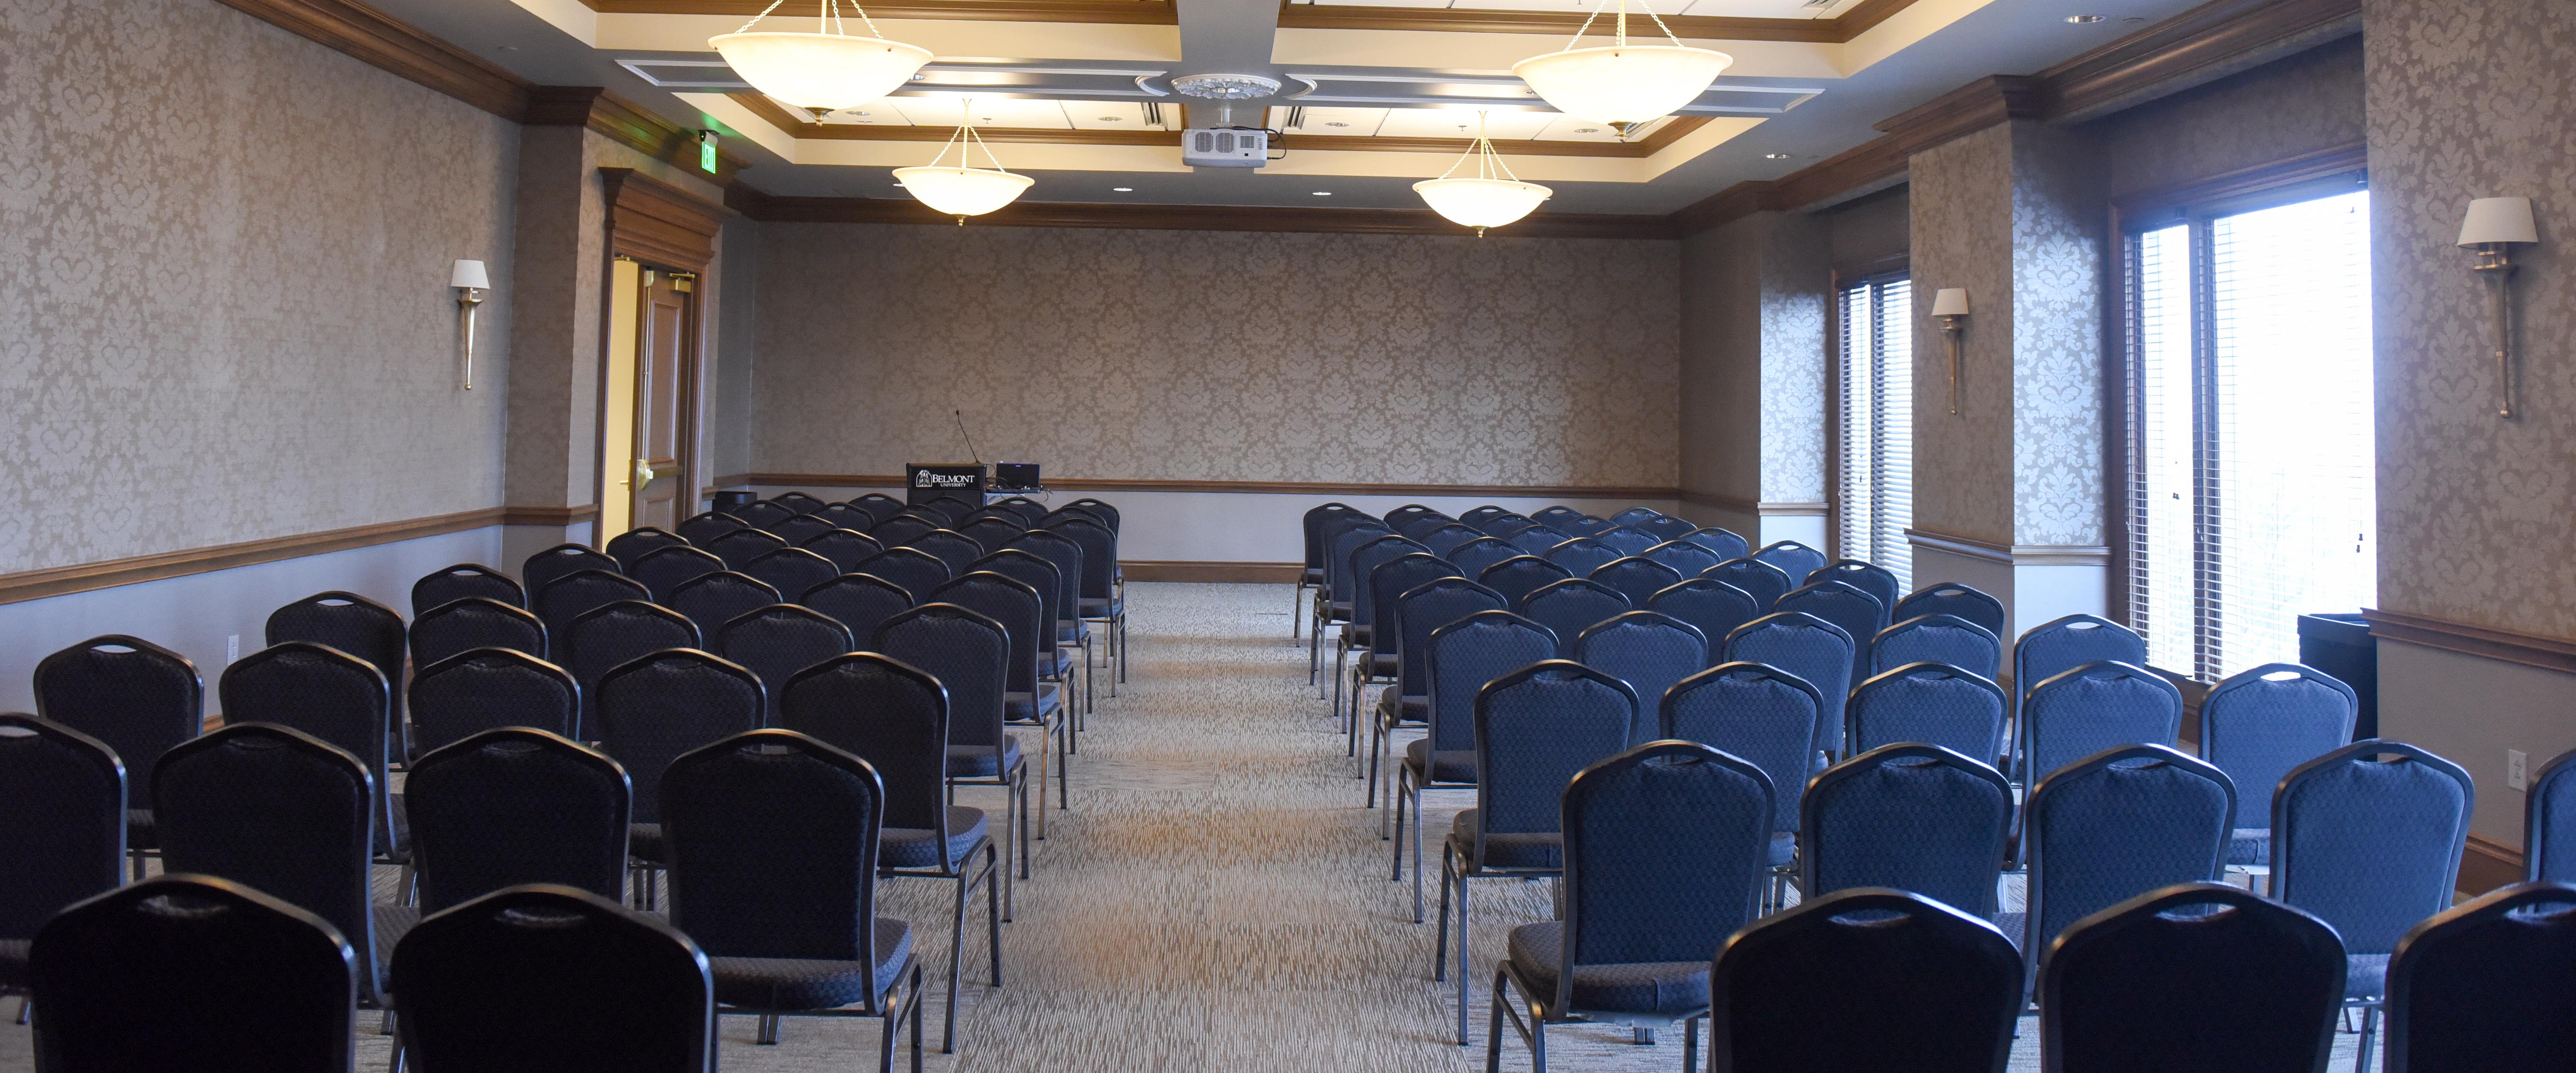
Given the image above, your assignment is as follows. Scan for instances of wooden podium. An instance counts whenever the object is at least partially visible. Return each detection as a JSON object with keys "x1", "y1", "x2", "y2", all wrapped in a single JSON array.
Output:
[{"x1": 904, "y1": 463, "x2": 986, "y2": 507}]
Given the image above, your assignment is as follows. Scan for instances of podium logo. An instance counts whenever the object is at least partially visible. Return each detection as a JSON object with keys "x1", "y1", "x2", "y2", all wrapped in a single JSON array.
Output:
[{"x1": 915, "y1": 472, "x2": 978, "y2": 487}]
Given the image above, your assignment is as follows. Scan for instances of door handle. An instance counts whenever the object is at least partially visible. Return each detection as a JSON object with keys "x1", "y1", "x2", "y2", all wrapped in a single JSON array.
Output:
[{"x1": 636, "y1": 461, "x2": 656, "y2": 486}]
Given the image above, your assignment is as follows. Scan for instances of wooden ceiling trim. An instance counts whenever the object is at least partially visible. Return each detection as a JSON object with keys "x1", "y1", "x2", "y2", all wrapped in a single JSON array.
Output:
[
  {"x1": 733, "y1": 193, "x2": 1679, "y2": 239},
  {"x1": 586, "y1": 0, "x2": 1181, "y2": 24},
  {"x1": 209, "y1": 0, "x2": 535, "y2": 120},
  {"x1": 604, "y1": 167, "x2": 728, "y2": 270},
  {"x1": 1273, "y1": 1, "x2": 1872, "y2": 43}
]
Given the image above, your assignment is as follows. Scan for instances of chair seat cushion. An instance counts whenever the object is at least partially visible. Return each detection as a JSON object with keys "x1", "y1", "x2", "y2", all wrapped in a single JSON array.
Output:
[
  {"x1": 1302, "y1": 568, "x2": 1324, "y2": 584},
  {"x1": 709, "y1": 921, "x2": 914, "y2": 1011},
  {"x1": 1449, "y1": 811, "x2": 1562, "y2": 870},
  {"x1": 1767, "y1": 832, "x2": 1795, "y2": 869},
  {"x1": 1505, "y1": 921, "x2": 1709, "y2": 1019},
  {"x1": 947, "y1": 739, "x2": 1023, "y2": 779},
  {"x1": 1366, "y1": 651, "x2": 1398, "y2": 677},
  {"x1": 1080, "y1": 596, "x2": 1127, "y2": 619},
  {"x1": 882, "y1": 807, "x2": 989, "y2": 869},
  {"x1": 629, "y1": 822, "x2": 665, "y2": 863},
  {"x1": 0, "y1": 938, "x2": 27, "y2": 990},
  {"x1": 128, "y1": 808, "x2": 158, "y2": 851},
  {"x1": 1046, "y1": 649, "x2": 1073, "y2": 678},
  {"x1": 1377, "y1": 691, "x2": 1429, "y2": 726},
  {"x1": 2228, "y1": 827, "x2": 2270, "y2": 867},
  {"x1": 1348, "y1": 625, "x2": 1374, "y2": 649},
  {"x1": 1059, "y1": 620, "x2": 1088, "y2": 646},
  {"x1": 1403, "y1": 738, "x2": 1476, "y2": 784},
  {"x1": 1005, "y1": 685, "x2": 1061, "y2": 722},
  {"x1": 2347, "y1": 953, "x2": 2390, "y2": 999}
]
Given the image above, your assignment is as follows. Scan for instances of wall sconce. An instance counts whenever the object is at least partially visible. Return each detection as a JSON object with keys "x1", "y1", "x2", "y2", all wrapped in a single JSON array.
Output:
[
  {"x1": 1931, "y1": 288, "x2": 1969, "y2": 415},
  {"x1": 450, "y1": 259, "x2": 489, "y2": 390},
  {"x1": 2459, "y1": 198, "x2": 2538, "y2": 418}
]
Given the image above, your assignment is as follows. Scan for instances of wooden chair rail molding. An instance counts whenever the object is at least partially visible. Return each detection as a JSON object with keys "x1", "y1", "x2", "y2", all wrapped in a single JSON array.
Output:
[
  {"x1": 0, "y1": 505, "x2": 599, "y2": 607},
  {"x1": 721, "y1": 474, "x2": 1688, "y2": 499}
]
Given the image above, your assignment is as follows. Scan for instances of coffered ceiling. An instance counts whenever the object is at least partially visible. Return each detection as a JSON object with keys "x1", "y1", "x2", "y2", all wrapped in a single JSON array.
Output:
[{"x1": 369, "y1": 0, "x2": 2224, "y2": 212}]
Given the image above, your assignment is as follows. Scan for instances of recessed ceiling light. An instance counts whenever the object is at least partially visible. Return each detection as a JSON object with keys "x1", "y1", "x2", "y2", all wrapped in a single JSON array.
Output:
[
  {"x1": 1312, "y1": 191, "x2": 1332, "y2": 196},
  {"x1": 1575, "y1": 127, "x2": 1600, "y2": 134},
  {"x1": 2065, "y1": 13, "x2": 2105, "y2": 22},
  {"x1": 892, "y1": 182, "x2": 905, "y2": 187},
  {"x1": 910, "y1": 74, "x2": 927, "y2": 81},
  {"x1": 1114, "y1": 187, "x2": 1133, "y2": 192},
  {"x1": 1764, "y1": 152, "x2": 1792, "y2": 159},
  {"x1": 1325, "y1": 121, "x2": 1350, "y2": 128},
  {"x1": 856, "y1": 111, "x2": 871, "y2": 116},
  {"x1": 1099, "y1": 116, "x2": 1121, "y2": 122}
]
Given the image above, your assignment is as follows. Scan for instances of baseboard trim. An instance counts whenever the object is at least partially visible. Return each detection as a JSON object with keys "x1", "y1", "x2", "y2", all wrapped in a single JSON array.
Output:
[
  {"x1": 2364, "y1": 609, "x2": 2576, "y2": 677},
  {"x1": 2461, "y1": 833, "x2": 2526, "y2": 895},
  {"x1": 0, "y1": 505, "x2": 588, "y2": 607},
  {"x1": 1121, "y1": 560, "x2": 1303, "y2": 583},
  {"x1": 724, "y1": 474, "x2": 1685, "y2": 500}
]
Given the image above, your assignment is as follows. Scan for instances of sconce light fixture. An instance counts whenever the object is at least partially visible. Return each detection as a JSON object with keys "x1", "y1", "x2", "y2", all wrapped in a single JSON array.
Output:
[
  {"x1": 1931, "y1": 287, "x2": 1969, "y2": 415},
  {"x1": 451, "y1": 259, "x2": 489, "y2": 390},
  {"x1": 2459, "y1": 197, "x2": 2537, "y2": 418}
]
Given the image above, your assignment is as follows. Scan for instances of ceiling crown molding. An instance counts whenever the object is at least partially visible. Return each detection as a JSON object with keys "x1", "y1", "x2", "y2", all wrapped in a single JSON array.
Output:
[
  {"x1": 728, "y1": 188, "x2": 1677, "y2": 239},
  {"x1": 587, "y1": 0, "x2": 1180, "y2": 25},
  {"x1": 1276, "y1": 0, "x2": 1915, "y2": 42},
  {"x1": 209, "y1": 0, "x2": 534, "y2": 119},
  {"x1": 531, "y1": 87, "x2": 755, "y2": 182}
]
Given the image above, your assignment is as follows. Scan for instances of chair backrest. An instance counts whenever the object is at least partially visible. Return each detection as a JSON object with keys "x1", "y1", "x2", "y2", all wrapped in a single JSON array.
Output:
[
  {"x1": 391, "y1": 885, "x2": 713, "y2": 1073},
  {"x1": 413, "y1": 563, "x2": 525, "y2": 611},
  {"x1": 873, "y1": 603, "x2": 1011, "y2": 759},
  {"x1": 1349, "y1": 535, "x2": 1432, "y2": 630},
  {"x1": 853, "y1": 547, "x2": 952, "y2": 602},
  {"x1": 1710, "y1": 888, "x2": 2022, "y2": 1073},
  {"x1": 1809, "y1": 559, "x2": 1900, "y2": 614},
  {"x1": 703, "y1": 528, "x2": 789, "y2": 570},
  {"x1": 2533, "y1": 748, "x2": 2576, "y2": 883},
  {"x1": 525, "y1": 544, "x2": 623, "y2": 594},
  {"x1": 1383, "y1": 502, "x2": 1441, "y2": 529},
  {"x1": 1530, "y1": 505, "x2": 1585, "y2": 526},
  {"x1": 1302, "y1": 502, "x2": 1362, "y2": 570},
  {"x1": 218, "y1": 642, "x2": 395, "y2": 845},
  {"x1": 1607, "y1": 506, "x2": 1664, "y2": 527},
  {"x1": 405, "y1": 729, "x2": 631, "y2": 910},
  {"x1": 1681, "y1": 526, "x2": 1752, "y2": 561},
  {"x1": 1470, "y1": 511, "x2": 1532, "y2": 536},
  {"x1": 1323, "y1": 520, "x2": 1395, "y2": 604},
  {"x1": 1890, "y1": 583, "x2": 2008, "y2": 639},
  {"x1": 1398, "y1": 514, "x2": 1455, "y2": 543},
  {"x1": 155, "y1": 723, "x2": 384, "y2": 998},
  {"x1": 929, "y1": 572, "x2": 1046, "y2": 696},
  {"x1": 1556, "y1": 742, "x2": 1772, "y2": 998},
  {"x1": 1630, "y1": 514, "x2": 1697, "y2": 544},
  {"x1": 605, "y1": 528, "x2": 691, "y2": 572},
  {"x1": 2273, "y1": 740, "x2": 2474, "y2": 957},
  {"x1": 2041, "y1": 883, "x2": 2346, "y2": 1073},
  {"x1": 1587, "y1": 556, "x2": 1686, "y2": 607},
  {"x1": 728, "y1": 499, "x2": 798, "y2": 530},
  {"x1": 1593, "y1": 525, "x2": 1660, "y2": 556},
  {"x1": 1422, "y1": 612, "x2": 1557, "y2": 755},
  {"x1": 799, "y1": 527, "x2": 886, "y2": 574},
  {"x1": 814, "y1": 502, "x2": 877, "y2": 532},
  {"x1": 1446, "y1": 536, "x2": 1518, "y2": 581},
  {"x1": 407, "y1": 648, "x2": 580, "y2": 755},
  {"x1": 1505, "y1": 525, "x2": 1572, "y2": 556},
  {"x1": 0, "y1": 714, "x2": 125, "y2": 943},
  {"x1": 1565, "y1": 515, "x2": 1614, "y2": 536},
  {"x1": 31, "y1": 874, "x2": 358, "y2": 1073},
  {"x1": 267, "y1": 591, "x2": 406, "y2": 716},
  {"x1": 970, "y1": 549, "x2": 1064, "y2": 651},
  {"x1": 1752, "y1": 540, "x2": 1828, "y2": 585},
  {"x1": 1068, "y1": 497, "x2": 1120, "y2": 529},
  {"x1": 595, "y1": 650, "x2": 765, "y2": 826},
  {"x1": 767, "y1": 513, "x2": 840, "y2": 547},
  {"x1": 1640, "y1": 539, "x2": 1723, "y2": 577},
  {"x1": 1475, "y1": 555, "x2": 1572, "y2": 608},
  {"x1": 1515, "y1": 577, "x2": 1633, "y2": 659},
  {"x1": 1573, "y1": 612, "x2": 1708, "y2": 743},
  {"x1": 665, "y1": 571, "x2": 781, "y2": 639},
  {"x1": 1722, "y1": 612, "x2": 1856, "y2": 757},
  {"x1": 1662, "y1": 663, "x2": 1823, "y2": 834},
  {"x1": 1458, "y1": 505, "x2": 1510, "y2": 526},
  {"x1": 1470, "y1": 662, "x2": 1636, "y2": 847},
  {"x1": 850, "y1": 493, "x2": 908, "y2": 523},
  {"x1": 534, "y1": 570, "x2": 654, "y2": 645},
  {"x1": 1847, "y1": 662, "x2": 2010, "y2": 762},
  {"x1": 663, "y1": 730, "x2": 887, "y2": 963},
  {"x1": 2385, "y1": 881, "x2": 2576, "y2": 1073},
  {"x1": 1704, "y1": 556, "x2": 1794, "y2": 610},
  {"x1": 870, "y1": 514, "x2": 939, "y2": 547},
  {"x1": 2024, "y1": 744, "x2": 2235, "y2": 972},
  {"x1": 2020, "y1": 660, "x2": 2184, "y2": 785},
  {"x1": 567, "y1": 601, "x2": 704, "y2": 739},
  {"x1": 715, "y1": 605, "x2": 855, "y2": 723},
  {"x1": 991, "y1": 496, "x2": 1048, "y2": 524},
  {"x1": 409, "y1": 596, "x2": 546, "y2": 669},
  {"x1": 927, "y1": 495, "x2": 984, "y2": 524},
  {"x1": 2199, "y1": 662, "x2": 2358, "y2": 835},
  {"x1": 957, "y1": 517, "x2": 1028, "y2": 553},
  {"x1": 1871, "y1": 612, "x2": 2002, "y2": 680},
  {"x1": 1419, "y1": 523, "x2": 1483, "y2": 559},
  {"x1": 33, "y1": 634, "x2": 202, "y2": 809},
  {"x1": 630, "y1": 544, "x2": 727, "y2": 603},
  {"x1": 1369, "y1": 553, "x2": 1461, "y2": 664},
  {"x1": 1801, "y1": 744, "x2": 2013, "y2": 918},
  {"x1": 1644, "y1": 579, "x2": 1760, "y2": 662},
  {"x1": 740, "y1": 547, "x2": 839, "y2": 601},
  {"x1": 2014, "y1": 614, "x2": 2147, "y2": 702},
  {"x1": 675, "y1": 511, "x2": 747, "y2": 545},
  {"x1": 769, "y1": 492, "x2": 826, "y2": 515},
  {"x1": 1049, "y1": 514, "x2": 1121, "y2": 601},
  {"x1": 998, "y1": 529, "x2": 1083, "y2": 620},
  {"x1": 906, "y1": 530, "x2": 987, "y2": 575},
  {"x1": 1774, "y1": 579, "x2": 1886, "y2": 681},
  {"x1": 781, "y1": 654, "x2": 950, "y2": 840},
  {"x1": 802, "y1": 573, "x2": 917, "y2": 643}
]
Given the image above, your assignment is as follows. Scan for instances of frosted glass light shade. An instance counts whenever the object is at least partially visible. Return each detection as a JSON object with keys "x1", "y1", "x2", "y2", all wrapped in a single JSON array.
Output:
[
  {"x1": 708, "y1": 31, "x2": 931, "y2": 113},
  {"x1": 450, "y1": 259, "x2": 489, "y2": 290},
  {"x1": 1931, "y1": 288, "x2": 1969, "y2": 316},
  {"x1": 1512, "y1": 45, "x2": 1732, "y2": 126},
  {"x1": 1414, "y1": 177, "x2": 1553, "y2": 230},
  {"x1": 894, "y1": 166, "x2": 1035, "y2": 217},
  {"x1": 2459, "y1": 197, "x2": 2537, "y2": 246}
]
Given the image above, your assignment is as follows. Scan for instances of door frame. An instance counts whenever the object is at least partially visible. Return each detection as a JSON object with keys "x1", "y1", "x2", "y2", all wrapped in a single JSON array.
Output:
[{"x1": 596, "y1": 167, "x2": 723, "y2": 545}]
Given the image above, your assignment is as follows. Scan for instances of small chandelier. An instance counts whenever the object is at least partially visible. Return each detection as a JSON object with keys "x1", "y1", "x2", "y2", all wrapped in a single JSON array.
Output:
[
  {"x1": 1413, "y1": 113, "x2": 1551, "y2": 236},
  {"x1": 709, "y1": 0, "x2": 931, "y2": 116},
  {"x1": 894, "y1": 100, "x2": 1035, "y2": 223},
  {"x1": 1512, "y1": 0, "x2": 1732, "y2": 128}
]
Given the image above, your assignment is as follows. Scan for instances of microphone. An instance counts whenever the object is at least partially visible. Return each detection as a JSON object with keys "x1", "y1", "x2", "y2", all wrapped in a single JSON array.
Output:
[{"x1": 953, "y1": 408, "x2": 983, "y2": 467}]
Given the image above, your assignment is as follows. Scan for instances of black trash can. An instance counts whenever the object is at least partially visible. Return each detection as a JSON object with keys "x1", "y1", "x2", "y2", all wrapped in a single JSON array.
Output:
[
  {"x1": 712, "y1": 490, "x2": 757, "y2": 514},
  {"x1": 2296, "y1": 612, "x2": 2378, "y2": 740}
]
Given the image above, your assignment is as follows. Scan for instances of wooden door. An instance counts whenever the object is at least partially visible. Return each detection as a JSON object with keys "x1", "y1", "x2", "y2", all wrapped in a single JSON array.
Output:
[{"x1": 630, "y1": 270, "x2": 696, "y2": 532}]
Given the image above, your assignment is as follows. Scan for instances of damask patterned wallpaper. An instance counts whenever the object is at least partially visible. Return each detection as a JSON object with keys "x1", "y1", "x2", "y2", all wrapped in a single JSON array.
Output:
[
  {"x1": 749, "y1": 225, "x2": 1681, "y2": 487},
  {"x1": 1909, "y1": 124, "x2": 2020, "y2": 546},
  {"x1": 2091, "y1": 35, "x2": 2366, "y2": 200},
  {"x1": 1677, "y1": 211, "x2": 1826, "y2": 508},
  {"x1": 2367, "y1": 0, "x2": 2576, "y2": 637},
  {"x1": 2007, "y1": 123, "x2": 2107, "y2": 548},
  {"x1": 0, "y1": 0, "x2": 518, "y2": 574}
]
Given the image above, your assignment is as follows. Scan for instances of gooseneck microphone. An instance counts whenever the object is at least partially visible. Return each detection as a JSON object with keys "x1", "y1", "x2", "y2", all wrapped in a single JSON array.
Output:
[{"x1": 954, "y1": 408, "x2": 983, "y2": 467}]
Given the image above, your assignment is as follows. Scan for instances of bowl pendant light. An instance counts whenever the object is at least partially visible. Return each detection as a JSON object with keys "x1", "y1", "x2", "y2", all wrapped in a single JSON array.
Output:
[
  {"x1": 1512, "y1": 0, "x2": 1732, "y2": 129},
  {"x1": 709, "y1": 0, "x2": 932, "y2": 117},
  {"x1": 893, "y1": 99, "x2": 1036, "y2": 223},
  {"x1": 1412, "y1": 113, "x2": 1552, "y2": 236}
]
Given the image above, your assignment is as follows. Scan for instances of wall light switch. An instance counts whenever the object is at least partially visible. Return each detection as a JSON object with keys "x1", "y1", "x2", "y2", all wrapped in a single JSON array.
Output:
[
  {"x1": 226, "y1": 634, "x2": 240, "y2": 664},
  {"x1": 2510, "y1": 749, "x2": 2530, "y2": 792}
]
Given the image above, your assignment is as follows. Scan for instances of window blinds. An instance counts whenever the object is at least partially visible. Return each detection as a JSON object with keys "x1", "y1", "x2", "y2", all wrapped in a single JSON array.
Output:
[{"x1": 1838, "y1": 276, "x2": 1914, "y2": 591}]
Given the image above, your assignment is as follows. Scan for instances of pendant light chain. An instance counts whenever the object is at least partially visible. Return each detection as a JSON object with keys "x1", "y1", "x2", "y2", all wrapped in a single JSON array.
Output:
[
  {"x1": 1560, "y1": 0, "x2": 1685, "y2": 52},
  {"x1": 732, "y1": 0, "x2": 886, "y2": 38},
  {"x1": 927, "y1": 98, "x2": 1015, "y2": 173},
  {"x1": 1433, "y1": 113, "x2": 1525, "y2": 184}
]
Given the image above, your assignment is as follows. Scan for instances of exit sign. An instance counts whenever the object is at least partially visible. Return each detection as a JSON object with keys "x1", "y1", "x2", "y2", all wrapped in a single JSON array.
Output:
[{"x1": 698, "y1": 131, "x2": 719, "y2": 174}]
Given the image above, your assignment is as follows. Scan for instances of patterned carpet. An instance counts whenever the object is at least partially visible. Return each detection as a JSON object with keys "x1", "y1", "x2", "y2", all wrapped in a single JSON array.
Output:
[{"x1": 0, "y1": 582, "x2": 2385, "y2": 1071}]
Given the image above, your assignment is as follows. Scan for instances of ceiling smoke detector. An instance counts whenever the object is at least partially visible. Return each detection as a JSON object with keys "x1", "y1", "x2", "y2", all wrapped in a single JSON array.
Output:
[{"x1": 1170, "y1": 73, "x2": 1282, "y2": 99}]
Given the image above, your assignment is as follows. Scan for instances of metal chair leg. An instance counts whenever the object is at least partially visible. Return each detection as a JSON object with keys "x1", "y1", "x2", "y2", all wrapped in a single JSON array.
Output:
[
  {"x1": 1434, "y1": 847, "x2": 1454, "y2": 980},
  {"x1": 758, "y1": 1012, "x2": 782, "y2": 1045},
  {"x1": 1033, "y1": 740, "x2": 1049, "y2": 840},
  {"x1": 1292, "y1": 579, "x2": 1306, "y2": 639},
  {"x1": 985, "y1": 846, "x2": 1004, "y2": 986},
  {"x1": 943, "y1": 871, "x2": 967, "y2": 1053},
  {"x1": 2355, "y1": 1006, "x2": 2380, "y2": 1073},
  {"x1": 1456, "y1": 873, "x2": 1473, "y2": 1045},
  {"x1": 1684, "y1": 1015, "x2": 1700, "y2": 1072},
  {"x1": 1411, "y1": 783, "x2": 1429, "y2": 922}
]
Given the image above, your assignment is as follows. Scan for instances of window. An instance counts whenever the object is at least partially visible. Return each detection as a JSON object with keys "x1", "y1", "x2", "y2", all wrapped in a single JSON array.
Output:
[
  {"x1": 1837, "y1": 273, "x2": 1913, "y2": 590},
  {"x1": 2122, "y1": 184, "x2": 2374, "y2": 681}
]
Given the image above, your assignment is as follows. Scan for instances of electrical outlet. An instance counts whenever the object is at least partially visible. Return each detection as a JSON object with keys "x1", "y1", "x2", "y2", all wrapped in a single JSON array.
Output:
[
  {"x1": 226, "y1": 634, "x2": 240, "y2": 664},
  {"x1": 2509, "y1": 749, "x2": 2530, "y2": 792}
]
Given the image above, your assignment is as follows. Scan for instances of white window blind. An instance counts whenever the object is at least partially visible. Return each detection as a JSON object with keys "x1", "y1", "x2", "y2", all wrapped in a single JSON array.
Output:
[
  {"x1": 2123, "y1": 187, "x2": 2375, "y2": 680},
  {"x1": 1838, "y1": 275, "x2": 1913, "y2": 591}
]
